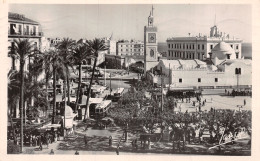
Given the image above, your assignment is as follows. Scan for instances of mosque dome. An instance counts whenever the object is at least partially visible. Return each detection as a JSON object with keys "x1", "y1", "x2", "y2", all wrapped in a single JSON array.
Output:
[
  {"x1": 65, "y1": 105, "x2": 75, "y2": 118},
  {"x1": 211, "y1": 41, "x2": 236, "y2": 60}
]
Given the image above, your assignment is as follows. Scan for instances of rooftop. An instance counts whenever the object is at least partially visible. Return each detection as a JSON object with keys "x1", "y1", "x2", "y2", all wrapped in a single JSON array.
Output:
[{"x1": 8, "y1": 12, "x2": 39, "y2": 25}]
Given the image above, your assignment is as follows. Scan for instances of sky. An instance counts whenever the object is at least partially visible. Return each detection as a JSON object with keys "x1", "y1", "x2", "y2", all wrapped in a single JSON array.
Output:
[{"x1": 9, "y1": 4, "x2": 252, "y2": 43}]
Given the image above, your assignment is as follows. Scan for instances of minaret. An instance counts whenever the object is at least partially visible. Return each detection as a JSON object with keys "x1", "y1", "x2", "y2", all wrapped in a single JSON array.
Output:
[{"x1": 144, "y1": 5, "x2": 158, "y2": 75}]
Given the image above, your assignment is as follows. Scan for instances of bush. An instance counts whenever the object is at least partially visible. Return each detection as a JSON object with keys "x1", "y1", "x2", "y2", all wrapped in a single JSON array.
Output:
[{"x1": 7, "y1": 141, "x2": 21, "y2": 154}]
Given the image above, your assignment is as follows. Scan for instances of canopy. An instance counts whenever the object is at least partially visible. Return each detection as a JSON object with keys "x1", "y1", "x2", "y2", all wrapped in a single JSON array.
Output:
[{"x1": 96, "y1": 100, "x2": 111, "y2": 109}]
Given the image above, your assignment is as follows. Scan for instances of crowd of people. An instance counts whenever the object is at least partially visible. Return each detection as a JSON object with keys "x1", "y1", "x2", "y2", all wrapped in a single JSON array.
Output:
[{"x1": 9, "y1": 127, "x2": 63, "y2": 151}]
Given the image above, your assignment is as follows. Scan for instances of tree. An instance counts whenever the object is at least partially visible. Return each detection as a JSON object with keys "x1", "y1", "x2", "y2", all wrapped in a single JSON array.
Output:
[
  {"x1": 56, "y1": 38, "x2": 75, "y2": 106},
  {"x1": 72, "y1": 40, "x2": 90, "y2": 113},
  {"x1": 48, "y1": 49, "x2": 66, "y2": 124},
  {"x1": 9, "y1": 38, "x2": 35, "y2": 152},
  {"x1": 32, "y1": 51, "x2": 53, "y2": 116},
  {"x1": 84, "y1": 38, "x2": 108, "y2": 119}
]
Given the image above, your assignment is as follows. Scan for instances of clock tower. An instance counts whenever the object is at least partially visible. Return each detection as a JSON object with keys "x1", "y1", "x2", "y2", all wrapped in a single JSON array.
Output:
[{"x1": 144, "y1": 5, "x2": 158, "y2": 75}]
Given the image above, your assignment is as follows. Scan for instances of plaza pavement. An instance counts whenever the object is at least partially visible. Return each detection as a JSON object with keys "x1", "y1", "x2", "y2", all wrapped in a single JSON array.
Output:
[{"x1": 21, "y1": 122, "x2": 251, "y2": 155}]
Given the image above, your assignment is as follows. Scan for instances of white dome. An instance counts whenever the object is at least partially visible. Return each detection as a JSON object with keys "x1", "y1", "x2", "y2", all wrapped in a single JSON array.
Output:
[
  {"x1": 212, "y1": 42, "x2": 236, "y2": 60},
  {"x1": 65, "y1": 105, "x2": 74, "y2": 118}
]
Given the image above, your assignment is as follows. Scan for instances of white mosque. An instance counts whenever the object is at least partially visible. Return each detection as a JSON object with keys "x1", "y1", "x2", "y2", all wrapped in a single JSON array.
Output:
[{"x1": 147, "y1": 41, "x2": 251, "y2": 89}]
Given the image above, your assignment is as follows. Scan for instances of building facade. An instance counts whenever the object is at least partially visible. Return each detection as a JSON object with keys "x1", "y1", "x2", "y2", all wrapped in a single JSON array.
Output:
[
  {"x1": 166, "y1": 25, "x2": 242, "y2": 61},
  {"x1": 117, "y1": 40, "x2": 144, "y2": 56},
  {"x1": 8, "y1": 12, "x2": 44, "y2": 71},
  {"x1": 103, "y1": 37, "x2": 117, "y2": 55}
]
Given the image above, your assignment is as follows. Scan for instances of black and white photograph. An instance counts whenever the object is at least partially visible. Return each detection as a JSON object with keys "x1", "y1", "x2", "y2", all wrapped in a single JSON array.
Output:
[{"x1": 1, "y1": 1, "x2": 259, "y2": 158}]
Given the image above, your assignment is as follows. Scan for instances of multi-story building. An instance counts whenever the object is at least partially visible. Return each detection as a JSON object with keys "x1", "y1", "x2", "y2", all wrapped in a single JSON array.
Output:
[
  {"x1": 8, "y1": 12, "x2": 44, "y2": 71},
  {"x1": 117, "y1": 40, "x2": 144, "y2": 56},
  {"x1": 166, "y1": 25, "x2": 242, "y2": 60},
  {"x1": 103, "y1": 37, "x2": 116, "y2": 55},
  {"x1": 48, "y1": 37, "x2": 62, "y2": 47}
]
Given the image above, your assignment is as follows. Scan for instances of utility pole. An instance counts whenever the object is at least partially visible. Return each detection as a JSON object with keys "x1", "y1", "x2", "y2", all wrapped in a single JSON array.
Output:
[
  {"x1": 104, "y1": 64, "x2": 106, "y2": 86},
  {"x1": 110, "y1": 73, "x2": 112, "y2": 96},
  {"x1": 161, "y1": 76, "x2": 164, "y2": 112}
]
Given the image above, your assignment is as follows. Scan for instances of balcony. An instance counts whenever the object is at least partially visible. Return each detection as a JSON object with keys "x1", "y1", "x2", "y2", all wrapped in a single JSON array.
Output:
[{"x1": 8, "y1": 31, "x2": 44, "y2": 37}]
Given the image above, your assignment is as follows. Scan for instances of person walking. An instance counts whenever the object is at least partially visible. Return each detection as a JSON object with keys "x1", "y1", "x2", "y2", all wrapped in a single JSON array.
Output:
[
  {"x1": 84, "y1": 135, "x2": 88, "y2": 147},
  {"x1": 116, "y1": 148, "x2": 119, "y2": 155},
  {"x1": 45, "y1": 133, "x2": 49, "y2": 149}
]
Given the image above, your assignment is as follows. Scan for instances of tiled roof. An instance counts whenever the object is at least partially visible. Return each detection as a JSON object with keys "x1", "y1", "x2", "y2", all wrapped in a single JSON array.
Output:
[{"x1": 8, "y1": 12, "x2": 39, "y2": 25}]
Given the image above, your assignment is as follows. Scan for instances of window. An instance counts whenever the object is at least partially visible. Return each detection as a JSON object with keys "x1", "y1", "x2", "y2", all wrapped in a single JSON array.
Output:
[
  {"x1": 121, "y1": 45, "x2": 123, "y2": 47},
  {"x1": 202, "y1": 44, "x2": 204, "y2": 50},
  {"x1": 183, "y1": 44, "x2": 185, "y2": 49},
  {"x1": 175, "y1": 44, "x2": 177, "y2": 49},
  {"x1": 215, "y1": 78, "x2": 218, "y2": 82},
  {"x1": 198, "y1": 44, "x2": 200, "y2": 50},
  {"x1": 168, "y1": 44, "x2": 170, "y2": 48},
  {"x1": 18, "y1": 25, "x2": 22, "y2": 34},
  {"x1": 172, "y1": 51, "x2": 173, "y2": 57},
  {"x1": 230, "y1": 44, "x2": 233, "y2": 48},
  {"x1": 198, "y1": 53, "x2": 200, "y2": 59},
  {"x1": 193, "y1": 44, "x2": 194, "y2": 49},
  {"x1": 236, "y1": 52, "x2": 239, "y2": 59},
  {"x1": 180, "y1": 44, "x2": 181, "y2": 49},
  {"x1": 121, "y1": 49, "x2": 123, "y2": 51},
  {"x1": 227, "y1": 54, "x2": 230, "y2": 59},
  {"x1": 187, "y1": 44, "x2": 188, "y2": 49},
  {"x1": 172, "y1": 44, "x2": 173, "y2": 48},
  {"x1": 193, "y1": 53, "x2": 195, "y2": 59},
  {"x1": 210, "y1": 45, "x2": 213, "y2": 49},
  {"x1": 236, "y1": 45, "x2": 239, "y2": 49},
  {"x1": 190, "y1": 44, "x2": 191, "y2": 49},
  {"x1": 168, "y1": 51, "x2": 170, "y2": 57},
  {"x1": 175, "y1": 52, "x2": 177, "y2": 57},
  {"x1": 179, "y1": 78, "x2": 182, "y2": 83},
  {"x1": 198, "y1": 78, "x2": 201, "y2": 83}
]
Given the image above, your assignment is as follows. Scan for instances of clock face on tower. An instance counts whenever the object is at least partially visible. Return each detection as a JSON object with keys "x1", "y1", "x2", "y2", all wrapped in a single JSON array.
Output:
[{"x1": 148, "y1": 33, "x2": 156, "y2": 43}]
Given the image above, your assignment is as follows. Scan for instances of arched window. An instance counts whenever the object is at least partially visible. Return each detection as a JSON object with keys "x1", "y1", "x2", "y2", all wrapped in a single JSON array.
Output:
[{"x1": 150, "y1": 49, "x2": 154, "y2": 57}]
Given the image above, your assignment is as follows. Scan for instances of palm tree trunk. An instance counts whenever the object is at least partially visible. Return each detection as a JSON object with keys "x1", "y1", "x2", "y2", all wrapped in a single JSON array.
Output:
[
  {"x1": 67, "y1": 76, "x2": 70, "y2": 105},
  {"x1": 19, "y1": 60, "x2": 25, "y2": 153},
  {"x1": 52, "y1": 68, "x2": 57, "y2": 124},
  {"x1": 45, "y1": 74, "x2": 49, "y2": 117},
  {"x1": 75, "y1": 63, "x2": 82, "y2": 112},
  {"x1": 84, "y1": 58, "x2": 97, "y2": 120},
  {"x1": 9, "y1": 114, "x2": 17, "y2": 144},
  {"x1": 63, "y1": 78, "x2": 67, "y2": 131}
]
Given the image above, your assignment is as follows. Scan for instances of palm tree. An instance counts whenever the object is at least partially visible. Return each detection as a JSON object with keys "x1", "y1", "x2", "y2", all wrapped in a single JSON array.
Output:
[
  {"x1": 8, "y1": 69, "x2": 20, "y2": 118},
  {"x1": 72, "y1": 40, "x2": 90, "y2": 113},
  {"x1": 9, "y1": 38, "x2": 35, "y2": 152},
  {"x1": 48, "y1": 49, "x2": 66, "y2": 124},
  {"x1": 56, "y1": 38, "x2": 75, "y2": 106},
  {"x1": 84, "y1": 38, "x2": 107, "y2": 119},
  {"x1": 32, "y1": 52, "x2": 53, "y2": 117}
]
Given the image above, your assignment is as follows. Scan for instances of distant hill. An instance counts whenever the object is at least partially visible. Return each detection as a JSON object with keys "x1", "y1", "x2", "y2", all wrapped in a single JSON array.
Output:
[{"x1": 158, "y1": 42, "x2": 252, "y2": 59}]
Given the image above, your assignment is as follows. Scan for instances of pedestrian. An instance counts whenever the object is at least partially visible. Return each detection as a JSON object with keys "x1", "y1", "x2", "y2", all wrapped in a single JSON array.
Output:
[
  {"x1": 39, "y1": 137, "x2": 42, "y2": 151},
  {"x1": 75, "y1": 151, "x2": 79, "y2": 155},
  {"x1": 84, "y1": 135, "x2": 88, "y2": 147},
  {"x1": 50, "y1": 149, "x2": 54, "y2": 155},
  {"x1": 54, "y1": 132, "x2": 57, "y2": 142},
  {"x1": 116, "y1": 148, "x2": 119, "y2": 155},
  {"x1": 45, "y1": 134, "x2": 49, "y2": 149},
  {"x1": 109, "y1": 136, "x2": 112, "y2": 147}
]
